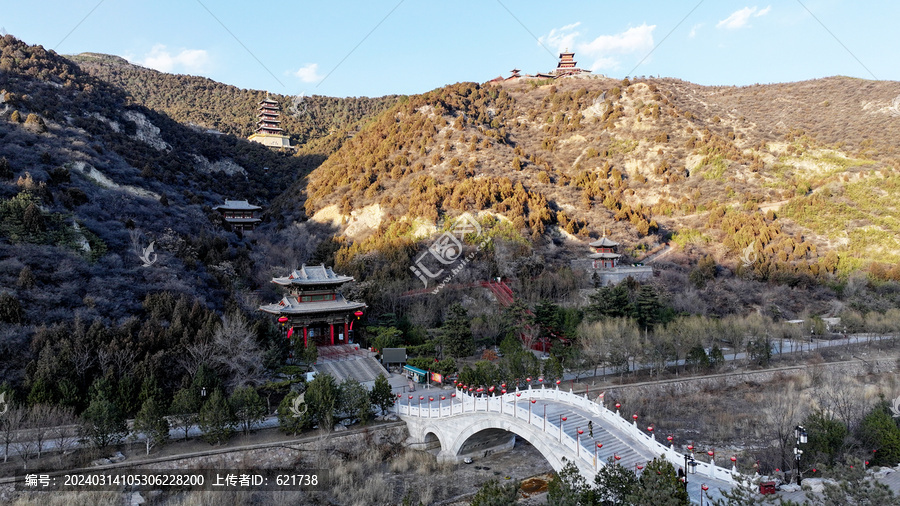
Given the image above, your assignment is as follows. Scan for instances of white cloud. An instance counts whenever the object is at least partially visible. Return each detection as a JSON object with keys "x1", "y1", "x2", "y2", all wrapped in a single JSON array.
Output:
[
  {"x1": 689, "y1": 23, "x2": 703, "y2": 38},
  {"x1": 578, "y1": 24, "x2": 656, "y2": 71},
  {"x1": 717, "y1": 6, "x2": 770, "y2": 30},
  {"x1": 294, "y1": 63, "x2": 324, "y2": 83},
  {"x1": 538, "y1": 22, "x2": 581, "y2": 53},
  {"x1": 138, "y1": 44, "x2": 210, "y2": 73}
]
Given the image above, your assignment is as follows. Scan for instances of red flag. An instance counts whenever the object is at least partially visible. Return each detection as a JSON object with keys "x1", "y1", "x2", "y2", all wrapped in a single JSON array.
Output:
[{"x1": 286, "y1": 327, "x2": 294, "y2": 339}]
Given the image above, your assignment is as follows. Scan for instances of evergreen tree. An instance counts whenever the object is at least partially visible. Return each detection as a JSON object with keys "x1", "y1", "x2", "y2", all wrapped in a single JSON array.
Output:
[
  {"x1": 470, "y1": 478, "x2": 520, "y2": 506},
  {"x1": 277, "y1": 390, "x2": 305, "y2": 436},
  {"x1": 230, "y1": 385, "x2": 266, "y2": 435},
  {"x1": 134, "y1": 397, "x2": 169, "y2": 455},
  {"x1": 370, "y1": 374, "x2": 395, "y2": 416},
  {"x1": 547, "y1": 460, "x2": 593, "y2": 506},
  {"x1": 338, "y1": 377, "x2": 371, "y2": 424},
  {"x1": 594, "y1": 457, "x2": 639, "y2": 505},
  {"x1": 857, "y1": 401, "x2": 900, "y2": 466},
  {"x1": 633, "y1": 285, "x2": 662, "y2": 330},
  {"x1": 627, "y1": 458, "x2": 689, "y2": 506},
  {"x1": 442, "y1": 303, "x2": 474, "y2": 358},
  {"x1": 81, "y1": 382, "x2": 127, "y2": 449},
  {"x1": 304, "y1": 373, "x2": 338, "y2": 430},
  {"x1": 0, "y1": 292, "x2": 23, "y2": 324},
  {"x1": 198, "y1": 388, "x2": 234, "y2": 445},
  {"x1": 586, "y1": 284, "x2": 630, "y2": 320},
  {"x1": 169, "y1": 387, "x2": 200, "y2": 440}
]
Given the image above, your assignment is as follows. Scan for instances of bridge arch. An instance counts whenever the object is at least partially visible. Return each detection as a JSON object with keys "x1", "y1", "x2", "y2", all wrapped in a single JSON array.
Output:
[{"x1": 408, "y1": 413, "x2": 589, "y2": 475}]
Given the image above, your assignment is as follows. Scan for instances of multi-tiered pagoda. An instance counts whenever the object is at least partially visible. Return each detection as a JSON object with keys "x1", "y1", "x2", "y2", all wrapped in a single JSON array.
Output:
[
  {"x1": 536, "y1": 49, "x2": 591, "y2": 79},
  {"x1": 248, "y1": 95, "x2": 293, "y2": 149},
  {"x1": 259, "y1": 265, "x2": 366, "y2": 348}
]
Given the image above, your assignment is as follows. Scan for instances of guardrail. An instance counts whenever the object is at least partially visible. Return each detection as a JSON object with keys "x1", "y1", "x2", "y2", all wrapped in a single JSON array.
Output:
[{"x1": 396, "y1": 385, "x2": 738, "y2": 484}]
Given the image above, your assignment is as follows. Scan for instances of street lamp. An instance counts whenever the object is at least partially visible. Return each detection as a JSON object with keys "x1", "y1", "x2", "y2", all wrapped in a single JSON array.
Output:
[
  {"x1": 595, "y1": 442, "x2": 602, "y2": 470},
  {"x1": 795, "y1": 425, "x2": 807, "y2": 485},
  {"x1": 560, "y1": 415, "x2": 567, "y2": 441},
  {"x1": 577, "y1": 428, "x2": 583, "y2": 456},
  {"x1": 701, "y1": 484, "x2": 709, "y2": 506},
  {"x1": 683, "y1": 453, "x2": 697, "y2": 489}
]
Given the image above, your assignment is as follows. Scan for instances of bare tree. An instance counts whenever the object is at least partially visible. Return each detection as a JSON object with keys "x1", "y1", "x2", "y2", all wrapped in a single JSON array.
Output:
[
  {"x1": 50, "y1": 406, "x2": 80, "y2": 457},
  {"x1": 0, "y1": 406, "x2": 25, "y2": 463},
  {"x1": 212, "y1": 313, "x2": 264, "y2": 389},
  {"x1": 763, "y1": 382, "x2": 808, "y2": 473},
  {"x1": 27, "y1": 404, "x2": 54, "y2": 459},
  {"x1": 813, "y1": 371, "x2": 867, "y2": 432}
]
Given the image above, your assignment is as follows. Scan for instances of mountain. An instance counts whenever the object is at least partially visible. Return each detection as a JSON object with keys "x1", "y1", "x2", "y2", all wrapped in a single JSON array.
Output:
[
  {"x1": 71, "y1": 52, "x2": 402, "y2": 155},
  {"x1": 288, "y1": 75, "x2": 900, "y2": 285}
]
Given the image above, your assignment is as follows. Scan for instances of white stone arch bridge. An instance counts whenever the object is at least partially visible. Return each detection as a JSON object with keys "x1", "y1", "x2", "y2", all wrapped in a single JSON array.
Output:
[{"x1": 397, "y1": 386, "x2": 738, "y2": 502}]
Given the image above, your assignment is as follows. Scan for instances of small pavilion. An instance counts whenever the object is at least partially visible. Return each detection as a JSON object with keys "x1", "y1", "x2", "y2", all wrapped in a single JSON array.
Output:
[{"x1": 588, "y1": 236, "x2": 621, "y2": 269}]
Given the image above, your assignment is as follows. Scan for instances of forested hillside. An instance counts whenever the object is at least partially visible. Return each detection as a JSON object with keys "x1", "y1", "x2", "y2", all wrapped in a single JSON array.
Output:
[
  {"x1": 72, "y1": 52, "x2": 402, "y2": 149},
  {"x1": 288, "y1": 76, "x2": 900, "y2": 287}
]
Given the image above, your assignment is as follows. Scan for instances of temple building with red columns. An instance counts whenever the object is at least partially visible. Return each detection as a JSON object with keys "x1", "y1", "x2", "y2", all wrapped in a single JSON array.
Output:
[
  {"x1": 259, "y1": 264, "x2": 366, "y2": 347},
  {"x1": 589, "y1": 236, "x2": 621, "y2": 269}
]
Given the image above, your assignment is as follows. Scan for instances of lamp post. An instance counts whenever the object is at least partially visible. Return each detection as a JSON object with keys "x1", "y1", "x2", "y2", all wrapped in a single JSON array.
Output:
[
  {"x1": 701, "y1": 483, "x2": 709, "y2": 506},
  {"x1": 683, "y1": 453, "x2": 696, "y2": 489},
  {"x1": 543, "y1": 404, "x2": 547, "y2": 431},
  {"x1": 795, "y1": 425, "x2": 807, "y2": 485},
  {"x1": 595, "y1": 442, "x2": 602, "y2": 470},
  {"x1": 667, "y1": 435, "x2": 674, "y2": 449},
  {"x1": 577, "y1": 428, "x2": 583, "y2": 457},
  {"x1": 560, "y1": 415, "x2": 567, "y2": 442},
  {"x1": 529, "y1": 399, "x2": 536, "y2": 424}
]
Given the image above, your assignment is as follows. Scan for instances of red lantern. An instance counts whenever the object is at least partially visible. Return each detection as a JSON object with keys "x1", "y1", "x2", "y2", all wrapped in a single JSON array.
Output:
[
  {"x1": 578, "y1": 429, "x2": 584, "y2": 435},
  {"x1": 556, "y1": 379, "x2": 561, "y2": 385},
  {"x1": 501, "y1": 389, "x2": 507, "y2": 394},
  {"x1": 701, "y1": 484, "x2": 709, "y2": 492},
  {"x1": 865, "y1": 460, "x2": 869, "y2": 466},
  {"x1": 637, "y1": 465, "x2": 644, "y2": 470},
  {"x1": 277, "y1": 316, "x2": 288, "y2": 323},
  {"x1": 687, "y1": 445, "x2": 694, "y2": 451},
  {"x1": 420, "y1": 396, "x2": 424, "y2": 400},
  {"x1": 708, "y1": 450, "x2": 715, "y2": 457},
  {"x1": 597, "y1": 443, "x2": 603, "y2": 448},
  {"x1": 354, "y1": 310, "x2": 363, "y2": 318},
  {"x1": 441, "y1": 396, "x2": 445, "y2": 400},
  {"x1": 562, "y1": 416, "x2": 567, "y2": 421},
  {"x1": 615, "y1": 403, "x2": 621, "y2": 410},
  {"x1": 453, "y1": 379, "x2": 457, "y2": 384},
  {"x1": 477, "y1": 387, "x2": 484, "y2": 393},
  {"x1": 614, "y1": 454, "x2": 621, "y2": 460},
  {"x1": 397, "y1": 393, "x2": 402, "y2": 398},
  {"x1": 538, "y1": 377, "x2": 544, "y2": 383},
  {"x1": 647, "y1": 426, "x2": 654, "y2": 432},
  {"x1": 667, "y1": 435, "x2": 673, "y2": 442},
  {"x1": 501, "y1": 383, "x2": 507, "y2": 389},
  {"x1": 489, "y1": 386, "x2": 495, "y2": 392},
  {"x1": 526, "y1": 377, "x2": 532, "y2": 382},
  {"x1": 408, "y1": 395, "x2": 413, "y2": 399},
  {"x1": 516, "y1": 393, "x2": 521, "y2": 397},
  {"x1": 632, "y1": 414, "x2": 638, "y2": 421},
  {"x1": 530, "y1": 399, "x2": 536, "y2": 404},
  {"x1": 731, "y1": 456, "x2": 737, "y2": 463},
  {"x1": 429, "y1": 397, "x2": 434, "y2": 402},
  {"x1": 451, "y1": 393, "x2": 456, "y2": 398}
]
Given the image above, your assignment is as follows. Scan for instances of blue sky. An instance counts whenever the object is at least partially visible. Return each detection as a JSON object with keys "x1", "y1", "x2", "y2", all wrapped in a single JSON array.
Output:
[{"x1": 2, "y1": 1, "x2": 897, "y2": 98}]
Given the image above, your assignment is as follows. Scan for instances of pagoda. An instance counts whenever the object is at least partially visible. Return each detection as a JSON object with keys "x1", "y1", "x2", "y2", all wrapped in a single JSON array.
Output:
[
  {"x1": 259, "y1": 264, "x2": 366, "y2": 347},
  {"x1": 588, "y1": 236, "x2": 621, "y2": 269},
  {"x1": 213, "y1": 199, "x2": 262, "y2": 231},
  {"x1": 248, "y1": 95, "x2": 293, "y2": 149},
  {"x1": 536, "y1": 49, "x2": 591, "y2": 79}
]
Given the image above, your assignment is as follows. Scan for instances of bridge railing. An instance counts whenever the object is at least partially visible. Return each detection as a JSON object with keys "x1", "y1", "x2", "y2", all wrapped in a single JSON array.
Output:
[{"x1": 395, "y1": 385, "x2": 737, "y2": 484}]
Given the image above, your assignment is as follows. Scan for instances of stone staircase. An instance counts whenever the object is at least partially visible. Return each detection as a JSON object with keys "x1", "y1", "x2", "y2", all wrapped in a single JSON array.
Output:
[{"x1": 314, "y1": 356, "x2": 389, "y2": 384}]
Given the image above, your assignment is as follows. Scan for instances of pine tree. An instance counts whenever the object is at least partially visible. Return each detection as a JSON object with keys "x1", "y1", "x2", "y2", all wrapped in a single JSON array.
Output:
[
  {"x1": 169, "y1": 387, "x2": 200, "y2": 441},
  {"x1": 134, "y1": 397, "x2": 169, "y2": 455},
  {"x1": 442, "y1": 303, "x2": 474, "y2": 358},
  {"x1": 370, "y1": 374, "x2": 395, "y2": 416},
  {"x1": 594, "y1": 457, "x2": 639, "y2": 505},
  {"x1": 304, "y1": 373, "x2": 338, "y2": 430},
  {"x1": 198, "y1": 388, "x2": 234, "y2": 445},
  {"x1": 230, "y1": 386, "x2": 266, "y2": 435},
  {"x1": 81, "y1": 384, "x2": 127, "y2": 449}
]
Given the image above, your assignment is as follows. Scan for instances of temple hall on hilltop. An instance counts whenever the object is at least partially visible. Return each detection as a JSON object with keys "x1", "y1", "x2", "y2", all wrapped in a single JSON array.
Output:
[
  {"x1": 213, "y1": 199, "x2": 262, "y2": 231},
  {"x1": 248, "y1": 95, "x2": 293, "y2": 150},
  {"x1": 259, "y1": 264, "x2": 366, "y2": 347}
]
